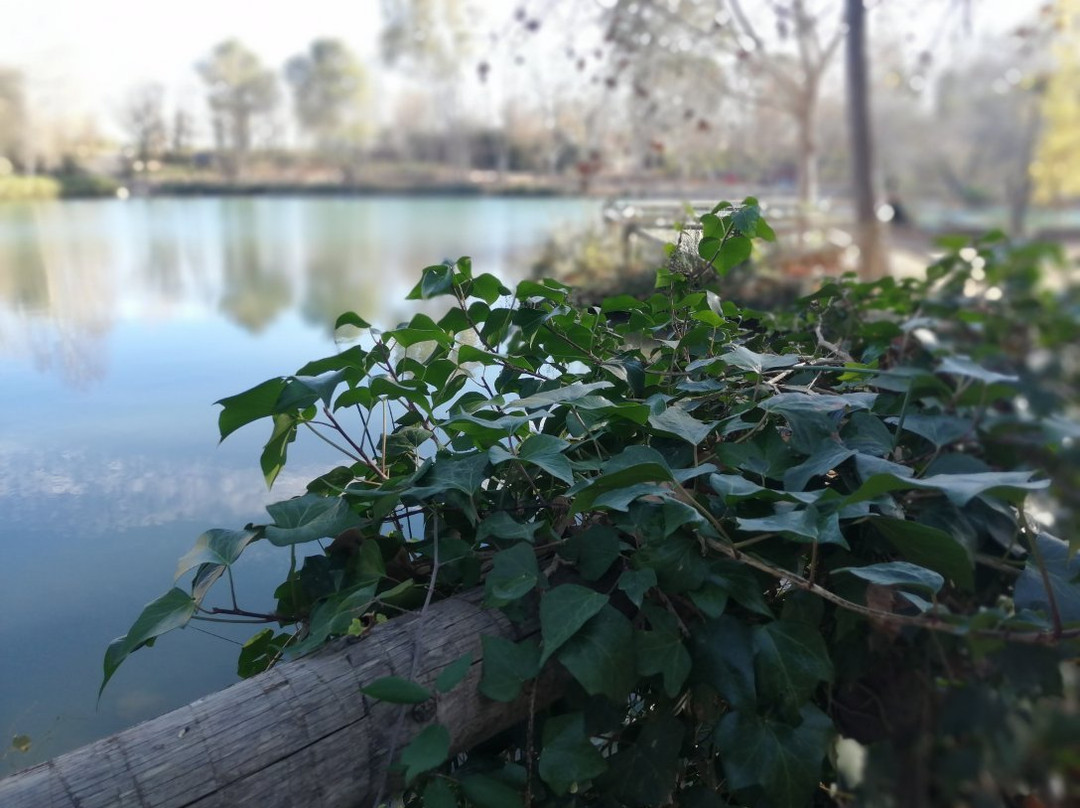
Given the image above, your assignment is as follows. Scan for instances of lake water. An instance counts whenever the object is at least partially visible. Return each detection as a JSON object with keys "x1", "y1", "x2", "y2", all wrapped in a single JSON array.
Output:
[{"x1": 0, "y1": 195, "x2": 602, "y2": 771}]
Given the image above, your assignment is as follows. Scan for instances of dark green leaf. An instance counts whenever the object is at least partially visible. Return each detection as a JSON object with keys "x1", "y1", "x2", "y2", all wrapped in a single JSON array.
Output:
[
  {"x1": 485, "y1": 542, "x2": 540, "y2": 607},
  {"x1": 715, "y1": 704, "x2": 832, "y2": 806},
  {"x1": 869, "y1": 517, "x2": 974, "y2": 591},
  {"x1": 845, "y1": 470, "x2": 1047, "y2": 507},
  {"x1": 480, "y1": 635, "x2": 540, "y2": 702},
  {"x1": 557, "y1": 605, "x2": 636, "y2": 702},
  {"x1": 752, "y1": 620, "x2": 833, "y2": 715},
  {"x1": 334, "y1": 311, "x2": 371, "y2": 330},
  {"x1": 400, "y1": 723, "x2": 450, "y2": 785},
  {"x1": 603, "y1": 713, "x2": 685, "y2": 807},
  {"x1": 562, "y1": 525, "x2": 622, "y2": 581},
  {"x1": 938, "y1": 355, "x2": 1018, "y2": 386},
  {"x1": 888, "y1": 414, "x2": 973, "y2": 448},
  {"x1": 691, "y1": 616, "x2": 756, "y2": 711},
  {"x1": 647, "y1": 405, "x2": 715, "y2": 446},
  {"x1": 538, "y1": 713, "x2": 608, "y2": 795},
  {"x1": 216, "y1": 377, "x2": 288, "y2": 441},
  {"x1": 1014, "y1": 533, "x2": 1080, "y2": 625},
  {"x1": 423, "y1": 778, "x2": 458, "y2": 808},
  {"x1": 264, "y1": 494, "x2": 361, "y2": 546},
  {"x1": 540, "y1": 584, "x2": 609, "y2": 665},
  {"x1": 101, "y1": 588, "x2": 197, "y2": 696},
  {"x1": 460, "y1": 774, "x2": 523, "y2": 808},
  {"x1": 175, "y1": 528, "x2": 260, "y2": 582},
  {"x1": 618, "y1": 567, "x2": 656, "y2": 607},
  {"x1": 436, "y1": 652, "x2": 474, "y2": 693},
  {"x1": 720, "y1": 345, "x2": 801, "y2": 374},
  {"x1": 516, "y1": 433, "x2": 574, "y2": 484},
  {"x1": 637, "y1": 628, "x2": 692, "y2": 697}
]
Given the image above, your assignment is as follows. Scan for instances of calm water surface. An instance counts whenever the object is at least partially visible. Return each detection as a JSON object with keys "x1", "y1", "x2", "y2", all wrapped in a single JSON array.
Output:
[{"x1": 0, "y1": 195, "x2": 601, "y2": 770}]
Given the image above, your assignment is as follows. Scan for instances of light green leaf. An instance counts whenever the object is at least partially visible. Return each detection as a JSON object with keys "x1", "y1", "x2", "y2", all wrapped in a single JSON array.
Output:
[
  {"x1": 720, "y1": 345, "x2": 801, "y2": 374},
  {"x1": 938, "y1": 355, "x2": 1018, "y2": 386},
  {"x1": 647, "y1": 405, "x2": 715, "y2": 446},
  {"x1": 400, "y1": 723, "x2": 450, "y2": 785},
  {"x1": 540, "y1": 584, "x2": 609, "y2": 665},
  {"x1": 361, "y1": 676, "x2": 433, "y2": 704},
  {"x1": 510, "y1": 381, "x2": 613, "y2": 410},
  {"x1": 264, "y1": 493, "x2": 361, "y2": 546},
  {"x1": 834, "y1": 561, "x2": 945, "y2": 594}
]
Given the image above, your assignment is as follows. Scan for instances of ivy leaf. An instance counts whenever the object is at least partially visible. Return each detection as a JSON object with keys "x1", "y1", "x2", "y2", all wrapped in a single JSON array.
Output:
[
  {"x1": 752, "y1": 620, "x2": 833, "y2": 716},
  {"x1": 844, "y1": 470, "x2": 1048, "y2": 507},
  {"x1": 603, "y1": 713, "x2": 686, "y2": 807},
  {"x1": 1014, "y1": 533, "x2": 1080, "y2": 625},
  {"x1": 175, "y1": 528, "x2": 261, "y2": 582},
  {"x1": 485, "y1": 542, "x2": 541, "y2": 607},
  {"x1": 690, "y1": 616, "x2": 756, "y2": 711},
  {"x1": 101, "y1": 588, "x2": 197, "y2": 696},
  {"x1": 715, "y1": 704, "x2": 833, "y2": 807},
  {"x1": 637, "y1": 628, "x2": 692, "y2": 697},
  {"x1": 938, "y1": 355, "x2": 1018, "y2": 386},
  {"x1": 570, "y1": 446, "x2": 674, "y2": 514},
  {"x1": 561, "y1": 525, "x2": 622, "y2": 581},
  {"x1": 407, "y1": 452, "x2": 492, "y2": 500},
  {"x1": 618, "y1": 567, "x2": 657, "y2": 607},
  {"x1": 647, "y1": 405, "x2": 715, "y2": 446},
  {"x1": 540, "y1": 584, "x2": 609, "y2": 665},
  {"x1": 407, "y1": 263, "x2": 455, "y2": 300},
  {"x1": 557, "y1": 605, "x2": 636, "y2": 702},
  {"x1": 635, "y1": 533, "x2": 709, "y2": 593},
  {"x1": 720, "y1": 345, "x2": 801, "y2": 374},
  {"x1": 868, "y1": 516, "x2": 974, "y2": 591},
  {"x1": 510, "y1": 381, "x2": 613, "y2": 410},
  {"x1": 422, "y1": 778, "x2": 458, "y2": 808},
  {"x1": 480, "y1": 635, "x2": 540, "y2": 702},
  {"x1": 334, "y1": 311, "x2": 371, "y2": 330},
  {"x1": 435, "y1": 652, "x2": 474, "y2": 693},
  {"x1": 538, "y1": 713, "x2": 608, "y2": 795},
  {"x1": 834, "y1": 561, "x2": 945, "y2": 594},
  {"x1": 264, "y1": 494, "x2": 361, "y2": 546},
  {"x1": 887, "y1": 414, "x2": 973, "y2": 448},
  {"x1": 475, "y1": 512, "x2": 543, "y2": 544},
  {"x1": 516, "y1": 433, "x2": 575, "y2": 484},
  {"x1": 216, "y1": 377, "x2": 288, "y2": 441},
  {"x1": 361, "y1": 676, "x2": 433, "y2": 704},
  {"x1": 400, "y1": 723, "x2": 450, "y2": 785},
  {"x1": 460, "y1": 774, "x2": 523, "y2": 808}
]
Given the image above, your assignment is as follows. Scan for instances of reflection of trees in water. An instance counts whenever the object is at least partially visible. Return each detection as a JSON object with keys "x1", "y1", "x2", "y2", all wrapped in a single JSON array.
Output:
[
  {"x1": 0, "y1": 203, "x2": 111, "y2": 388},
  {"x1": 217, "y1": 199, "x2": 292, "y2": 333},
  {"x1": 139, "y1": 201, "x2": 184, "y2": 299},
  {"x1": 297, "y1": 200, "x2": 383, "y2": 331}
]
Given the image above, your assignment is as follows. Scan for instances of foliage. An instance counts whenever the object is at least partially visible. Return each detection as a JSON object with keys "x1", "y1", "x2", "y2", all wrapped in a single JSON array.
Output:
[
  {"x1": 107, "y1": 199, "x2": 1080, "y2": 806},
  {"x1": 0, "y1": 175, "x2": 60, "y2": 201},
  {"x1": 56, "y1": 173, "x2": 120, "y2": 199},
  {"x1": 285, "y1": 39, "x2": 371, "y2": 159}
]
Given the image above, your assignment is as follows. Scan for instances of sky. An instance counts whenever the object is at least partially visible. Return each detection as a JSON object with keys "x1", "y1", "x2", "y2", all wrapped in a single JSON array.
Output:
[{"x1": 0, "y1": 0, "x2": 1047, "y2": 138}]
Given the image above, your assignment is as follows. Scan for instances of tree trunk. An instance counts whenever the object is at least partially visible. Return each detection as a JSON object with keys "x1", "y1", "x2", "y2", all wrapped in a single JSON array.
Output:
[
  {"x1": 0, "y1": 590, "x2": 562, "y2": 808},
  {"x1": 845, "y1": 0, "x2": 888, "y2": 280}
]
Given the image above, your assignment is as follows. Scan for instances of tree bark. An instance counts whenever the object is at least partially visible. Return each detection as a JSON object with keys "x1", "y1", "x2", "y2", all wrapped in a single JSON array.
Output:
[
  {"x1": 845, "y1": 0, "x2": 888, "y2": 280},
  {"x1": 0, "y1": 590, "x2": 562, "y2": 808}
]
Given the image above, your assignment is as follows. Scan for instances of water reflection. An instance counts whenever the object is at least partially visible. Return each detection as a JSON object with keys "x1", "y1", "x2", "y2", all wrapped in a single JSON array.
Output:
[{"x1": 0, "y1": 195, "x2": 600, "y2": 770}]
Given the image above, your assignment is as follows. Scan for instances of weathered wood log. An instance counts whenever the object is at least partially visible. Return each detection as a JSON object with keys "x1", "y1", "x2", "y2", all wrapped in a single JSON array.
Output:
[{"x1": 0, "y1": 590, "x2": 562, "y2": 808}]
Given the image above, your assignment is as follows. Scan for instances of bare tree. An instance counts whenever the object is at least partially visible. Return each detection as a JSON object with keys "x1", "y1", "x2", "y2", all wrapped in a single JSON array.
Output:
[
  {"x1": 0, "y1": 68, "x2": 27, "y2": 171},
  {"x1": 118, "y1": 83, "x2": 167, "y2": 164},
  {"x1": 197, "y1": 40, "x2": 279, "y2": 180}
]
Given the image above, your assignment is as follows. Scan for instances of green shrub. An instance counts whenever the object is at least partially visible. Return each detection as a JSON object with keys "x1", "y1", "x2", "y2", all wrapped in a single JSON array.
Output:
[
  {"x1": 108, "y1": 199, "x2": 1080, "y2": 806},
  {"x1": 56, "y1": 173, "x2": 120, "y2": 198},
  {"x1": 0, "y1": 175, "x2": 61, "y2": 201}
]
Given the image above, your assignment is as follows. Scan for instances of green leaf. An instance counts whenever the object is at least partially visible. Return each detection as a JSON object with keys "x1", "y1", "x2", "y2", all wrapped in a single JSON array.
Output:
[
  {"x1": 637, "y1": 628, "x2": 692, "y2": 697},
  {"x1": 691, "y1": 616, "x2": 756, "y2": 710},
  {"x1": 603, "y1": 713, "x2": 685, "y2": 807},
  {"x1": 720, "y1": 345, "x2": 801, "y2": 374},
  {"x1": 260, "y1": 412, "x2": 298, "y2": 488},
  {"x1": 334, "y1": 311, "x2": 371, "y2": 330},
  {"x1": 216, "y1": 377, "x2": 288, "y2": 441},
  {"x1": 845, "y1": 470, "x2": 1048, "y2": 507},
  {"x1": 938, "y1": 355, "x2": 1018, "y2": 386},
  {"x1": 510, "y1": 381, "x2": 613, "y2": 410},
  {"x1": 572, "y1": 446, "x2": 674, "y2": 513},
  {"x1": 736, "y1": 505, "x2": 845, "y2": 547},
  {"x1": 1014, "y1": 533, "x2": 1080, "y2": 625},
  {"x1": 408, "y1": 263, "x2": 456, "y2": 300},
  {"x1": 731, "y1": 203, "x2": 762, "y2": 237},
  {"x1": 562, "y1": 525, "x2": 622, "y2": 581},
  {"x1": 400, "y1": 723, "x2": 450, "y2": 785},
  {"x1": 264, "y1": 493, "x2": 361, "y2": 546},
  {"x1": 538, "y1": 713, "x2": 608, "y2": 795},
  {"x1": 618, "y1": 567, "x2": 656, "y2": 607},
  {"x1": 475, "y1": 512, "x2": 543, "y2": 545},
  {"x1": 887, "y1": 414, "x2": 973, "y2": 448},
  {"x1": 101, "y1": 587, "x2": 197, "y2": 696},
  {"x1": 516, "y1": 433, "x2": 575, "y2": 484},
  {"x1": 557, "y1": 605, "x2": 636, "y2": 702},
  {"x1": 11, "y1": 734, "x2": 31, "y2": 753},
  {"x1": 175, "y1": 528, "x2": 260, "y2": 582},
  {"x1": 435, "y1": 652, "x2": 474, "y2": 693},
  {"x1": 715, "y1": 704, "x2": 832, "y2": 806},
  {"x1": 423, "y1": 778, "x2": 458, "y2": 808},
  {"x1": 752, "y1": 620, "x2": 833, "y2": 716},
  {"x1": 360, "y1": 676, "x2": 433, "y2": 704},
  {"x1": 868, "y1": 516, "x2": 974, "y2": 591},
  {"x1": 635, "y1": 533, "x2": 709, "y2": 593},
  {"x1": 540, "y1": 584, "x2": 609, "y2": 665},
  {"x1": 647, "y1": 405, "x2": 715, "y2": 446},
  {"x1": 485, "y1": 542, "x2": 540, "y2": 607},
  {"x1": 834, "y1": 561, "x2": 945, "y2": 594},
  {"x1": 460, "y1": 774, "x2": 523, "y2": 808},
  {"x1": 237, "y1": 629, "x2": 290, "y2": 678},
  {"x1": 406, "y1": 452, "x2": 491, "y2": 501},
  {"x1": 480, "y1": 635, "x2": 540, "y2": 702}
]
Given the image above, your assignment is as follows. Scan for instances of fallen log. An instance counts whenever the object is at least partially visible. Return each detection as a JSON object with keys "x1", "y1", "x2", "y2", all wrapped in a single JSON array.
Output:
[{"x1": 0, "y1": 590, "x2": 561, "y2": 808}]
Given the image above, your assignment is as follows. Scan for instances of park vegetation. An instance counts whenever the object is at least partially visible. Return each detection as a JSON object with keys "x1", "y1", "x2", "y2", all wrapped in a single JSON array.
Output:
[{"x1": 106, "y1": 200, "x2": 1080, "y2": 806}]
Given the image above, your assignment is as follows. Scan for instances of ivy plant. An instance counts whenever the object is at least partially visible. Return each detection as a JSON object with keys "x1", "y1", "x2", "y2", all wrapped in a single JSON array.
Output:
[{"x1": 105, "y1": 199, "x2": 1080, "y2": 806}]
